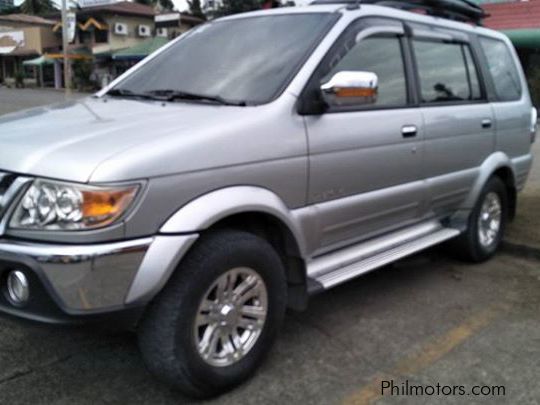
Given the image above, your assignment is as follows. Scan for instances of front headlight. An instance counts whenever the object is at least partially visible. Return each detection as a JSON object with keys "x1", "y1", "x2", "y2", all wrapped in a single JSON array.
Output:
[{"x1": 10, "y1": 180, "x2": 138, "y2": 231}]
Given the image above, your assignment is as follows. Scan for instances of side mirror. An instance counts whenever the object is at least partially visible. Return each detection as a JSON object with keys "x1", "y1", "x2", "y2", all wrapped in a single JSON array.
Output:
[{"x1": 320, "y1": 71, "x2": 379, "y2": 108}]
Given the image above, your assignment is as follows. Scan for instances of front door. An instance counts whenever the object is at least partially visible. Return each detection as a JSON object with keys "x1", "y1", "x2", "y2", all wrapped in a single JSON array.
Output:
[{"x1": 303, "y1": 19, "x2": 426, "y2": 254}]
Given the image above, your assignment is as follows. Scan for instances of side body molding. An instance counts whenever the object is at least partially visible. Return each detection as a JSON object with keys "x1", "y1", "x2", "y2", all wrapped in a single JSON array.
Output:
[{"x1": 160, "y1": 186, "x2": 309, "y2": 257}]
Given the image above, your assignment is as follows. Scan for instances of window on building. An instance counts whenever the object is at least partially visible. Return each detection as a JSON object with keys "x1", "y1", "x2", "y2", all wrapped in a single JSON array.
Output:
[
  {"x1": 413, "y1": 40, "x2": 482, "y2": 103},
  {"x1": 480, "y1": 37, "x2": 522, "y2": 101},
  {"x1": 94, "y1": 29, "x2": 108, "y2": 44}
]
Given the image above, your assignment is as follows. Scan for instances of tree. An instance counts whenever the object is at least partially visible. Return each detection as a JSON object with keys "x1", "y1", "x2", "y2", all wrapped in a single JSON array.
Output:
[
  {"x1": 134, "y1": 0, "x2": 174, "y2": 12},
  {"x1": 0, "y1": 6, "x2": 20, "y2": 15},
  {"x1": 188, "y1": 0, "x2": 206, "y2": 20},
  {"x1": 19, "y1": 0, "x2": 56, "y2": 16},
  {"x1": 213, "y1": 0, "x2": 263, "y2": 17}
]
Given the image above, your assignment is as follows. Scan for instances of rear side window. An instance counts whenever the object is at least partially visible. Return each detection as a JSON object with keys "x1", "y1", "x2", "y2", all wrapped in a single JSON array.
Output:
[
  {"x1": 480, "y1": 37, "x2": 522, "y2": 101},
  {"x1": 321, "y1": 36, "x2": 408, "y2": 107},
  {"x1": 413, "y1": 40, "x2": 482, "y2": 104}
]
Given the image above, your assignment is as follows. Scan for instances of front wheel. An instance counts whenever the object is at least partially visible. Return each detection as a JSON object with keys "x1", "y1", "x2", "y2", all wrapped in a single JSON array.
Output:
[
  {"x1": 137, "y1": 230, "x2": 287, "y2": 398},
  {"x1": 453, "y1": 177, "x2": 508, "y2": 262}
]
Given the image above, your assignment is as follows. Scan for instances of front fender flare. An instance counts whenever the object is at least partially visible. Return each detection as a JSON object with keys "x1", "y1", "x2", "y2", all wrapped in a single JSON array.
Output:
[{"x1": 160, "y1": 186, "x2": 308, "y2": 257}]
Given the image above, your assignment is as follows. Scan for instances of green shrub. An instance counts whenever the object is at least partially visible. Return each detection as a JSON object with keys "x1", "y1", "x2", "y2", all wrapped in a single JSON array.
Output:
[
  {"x1": 72, "y1": 59, "x2": 95, "y2": 91},
  {"x1": 527, "y1": 66, "x2": 540, "y2": 107}
]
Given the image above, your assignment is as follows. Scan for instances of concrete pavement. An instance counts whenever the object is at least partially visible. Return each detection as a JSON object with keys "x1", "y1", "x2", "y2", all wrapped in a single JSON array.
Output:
[
  {"x1": 0, "y1": 88, "x2": 539, "y2": 405},
  {"x1": 0, "y1": 87, "x2": 85, "y2": 116},
  {"x1": 506, "y1": 141, "x2": 540, "y2": 252}
]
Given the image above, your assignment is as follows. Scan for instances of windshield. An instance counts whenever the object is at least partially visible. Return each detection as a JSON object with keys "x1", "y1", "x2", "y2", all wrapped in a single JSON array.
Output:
[{"x1": 110, "y1": 13, "x2": 336, "y2": 105}]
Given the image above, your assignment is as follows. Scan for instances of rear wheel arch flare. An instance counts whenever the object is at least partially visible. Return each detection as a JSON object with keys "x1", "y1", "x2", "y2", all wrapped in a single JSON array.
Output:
[{"x1": 492, "y1": 166, "x2": 517, "y2": 220}]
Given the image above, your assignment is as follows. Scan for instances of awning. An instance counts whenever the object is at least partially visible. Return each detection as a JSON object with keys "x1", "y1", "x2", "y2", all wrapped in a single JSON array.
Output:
[
  {"x1": 112, "y1": 37, "x2": 169, "y2": 61},
  {"x1": 45, "y1": 47, "x2": 93, "y2": 61},
  {"x1": 502, "y1": 29, "x2": 540, "y2": 49},
  {"x1": 22, "y1": 55, "x2": 55, "y2": 66}
]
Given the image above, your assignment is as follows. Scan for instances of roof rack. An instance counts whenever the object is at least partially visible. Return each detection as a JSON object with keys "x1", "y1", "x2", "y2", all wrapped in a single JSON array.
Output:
[{"x1": 310, "y1": 0, "x2": 488, "y2": 25}]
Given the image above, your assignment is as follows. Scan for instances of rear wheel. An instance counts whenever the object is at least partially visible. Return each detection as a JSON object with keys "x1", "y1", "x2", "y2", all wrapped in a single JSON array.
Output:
[
  {"x1": 453, "y1": 177, "x2": 508, "y2": 262},
  {"x1": 137, "y1": 229, "x2": 287, "y2": 398}
]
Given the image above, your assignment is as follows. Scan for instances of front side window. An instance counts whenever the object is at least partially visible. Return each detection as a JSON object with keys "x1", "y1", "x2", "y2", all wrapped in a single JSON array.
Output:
[
  {"x1": 480, "y1": 37, "x2": 522, "y2": 102},
  {"x1": 322, "y1": 36, "x2": 408, "y2": 107},
  {"x1": 413, "y1": 40, "x2": 482, "y2": 103},
  {"x1": 110, "y1": 14, "x2": 336, "y2": 105}
]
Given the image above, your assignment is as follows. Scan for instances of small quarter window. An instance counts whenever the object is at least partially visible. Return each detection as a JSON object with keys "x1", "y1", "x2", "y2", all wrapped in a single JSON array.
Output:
[
  {"x1": 480, "y1": 37, "x2": 522, "y2": 102},
  {"x1": 413, "y1": 40, "x2": 482, "y2": 104}
]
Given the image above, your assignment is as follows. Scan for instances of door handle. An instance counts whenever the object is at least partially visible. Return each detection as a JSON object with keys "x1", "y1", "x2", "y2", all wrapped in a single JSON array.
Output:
[
  {"x1": 402, "y1": 125, "x2": 418, "y2": 138},
  {"x1": 482, "y1": 119, "x2": 493, "y2": 129}
]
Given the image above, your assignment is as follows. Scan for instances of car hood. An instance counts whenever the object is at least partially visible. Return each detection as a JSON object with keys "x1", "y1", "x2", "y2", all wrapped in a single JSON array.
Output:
[{"x1": 0, "y1": 97, "x2": 285, "y2": 183}]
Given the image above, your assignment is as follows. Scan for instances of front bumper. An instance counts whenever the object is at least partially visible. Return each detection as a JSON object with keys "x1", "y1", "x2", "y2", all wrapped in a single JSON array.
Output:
[{"x1": 0, "y1": 234, "x2": 198, "y2": 324}]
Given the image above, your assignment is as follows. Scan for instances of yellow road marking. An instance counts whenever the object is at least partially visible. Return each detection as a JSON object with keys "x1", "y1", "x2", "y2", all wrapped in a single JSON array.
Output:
[{"x1": 344, "y1": 305, "x2": 506, "y2": 405}]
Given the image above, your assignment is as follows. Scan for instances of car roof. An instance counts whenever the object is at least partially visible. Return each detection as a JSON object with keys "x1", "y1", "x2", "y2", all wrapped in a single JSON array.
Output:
[{"x1": 218, "y1": 3, "x2": 507, "y2": 43}]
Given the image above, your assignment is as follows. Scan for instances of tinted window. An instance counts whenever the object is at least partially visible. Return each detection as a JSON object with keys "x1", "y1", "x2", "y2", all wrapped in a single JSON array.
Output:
[
  {"x1": 111, "y1": 14, "x2": 335, "y2": 105},
  {"x1": 413, "y1": 41, "x2": 482, "y2": 103},
  {"x1": 480, "y1": 37, "x2": 522, "y2": 101},
  {"x1": 464, "y1": 46, "x2": 482, "y2": 100},
  {"x1": 322, "y1": 36, "x2": 408, "y2": 107}
]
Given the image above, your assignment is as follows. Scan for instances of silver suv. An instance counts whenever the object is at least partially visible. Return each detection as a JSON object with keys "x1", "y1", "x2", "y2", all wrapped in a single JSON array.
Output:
[{"x1": 0, "y1": 0, "x2": 535, "y2": 397}]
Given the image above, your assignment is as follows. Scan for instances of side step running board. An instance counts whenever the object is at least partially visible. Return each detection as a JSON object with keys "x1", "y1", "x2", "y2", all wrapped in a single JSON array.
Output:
[{"x1": 307, "y1": 221, "x2": 460, "y2": 293}]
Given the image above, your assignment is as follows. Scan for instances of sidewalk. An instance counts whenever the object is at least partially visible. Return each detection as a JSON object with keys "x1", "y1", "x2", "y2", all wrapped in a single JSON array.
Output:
[{"x1": 505, "y1": 140, "x2": 540, "y2": 252}]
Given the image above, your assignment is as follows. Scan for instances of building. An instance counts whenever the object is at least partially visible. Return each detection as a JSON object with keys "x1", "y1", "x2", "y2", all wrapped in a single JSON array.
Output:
[
  {"x1": 52, "y1": 2, "x2": 202, "y2": 87},
  {"x1": 0, "y1": 14, "x2": 61, "y2": 87},
  {"x1": 202, "y1": 0, "x2": 284, "y2": 18},
  {"x1": 0, "y1": 0, "x2": 14, "y2": 12},
  {"x1": 480, "y1": 0, "x2": 540, "y2": 103},
  {"x1": 154, "y1": 12, "x2": 204, "y2": 40},
  {"x1": 203, "y1": 0, "x2": 222, "y2": 16}
]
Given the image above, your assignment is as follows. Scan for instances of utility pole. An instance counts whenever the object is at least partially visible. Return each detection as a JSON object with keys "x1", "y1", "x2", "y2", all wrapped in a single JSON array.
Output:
[{"x1": 61, "y1": 0, "x2": 71, "y2": 98}]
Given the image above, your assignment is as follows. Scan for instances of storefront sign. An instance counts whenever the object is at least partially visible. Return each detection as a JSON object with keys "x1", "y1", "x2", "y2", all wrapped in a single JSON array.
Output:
[
  {"x1": 79, "y1": 0, "x2": 118, "y2": 8},
  {"x1": 66, "y1": 12, "x2": 77, "y2": 43},
  {"x1": 0, "y1": 31, "x2": 25, "y2": 54}
]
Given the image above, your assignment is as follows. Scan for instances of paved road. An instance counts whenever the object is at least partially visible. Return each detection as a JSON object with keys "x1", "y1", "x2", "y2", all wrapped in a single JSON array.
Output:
[
  {"x1": 0, "y1": 89, "x2": 539, "y2": 404},
  {"x1": 0, "y1": 87, "x2": 85, "y2": 116}
]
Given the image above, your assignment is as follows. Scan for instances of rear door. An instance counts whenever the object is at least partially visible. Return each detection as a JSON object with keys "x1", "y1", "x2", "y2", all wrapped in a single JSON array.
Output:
[
  {"x1": 411, "y1": 25, "x2": 495, "y2": 218},
  {"x1": 479, "y1": 36, "x2": 534, "y2": 191}
]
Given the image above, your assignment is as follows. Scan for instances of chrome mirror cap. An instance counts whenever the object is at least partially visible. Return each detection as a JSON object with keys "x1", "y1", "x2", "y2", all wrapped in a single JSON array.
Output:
[{"x1": 321, "y1": 71, "x2": 379, "y2": 107}]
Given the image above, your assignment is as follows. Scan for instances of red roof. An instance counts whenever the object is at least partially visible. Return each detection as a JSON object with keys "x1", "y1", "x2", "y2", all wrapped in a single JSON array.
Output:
[
  {"x1": 0, "y1": 14, "x2": 57, "y2": 26},
  {"x1": 483, "y1": 0, "x2": 540, "y2": 31},
  {"x1": 79, "y1": 1, "x2": 155, "y2": 17}
]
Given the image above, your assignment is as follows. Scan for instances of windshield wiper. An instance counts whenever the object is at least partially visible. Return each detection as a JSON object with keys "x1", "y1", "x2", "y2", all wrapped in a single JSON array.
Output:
[
  {"x1": 145, "y1": 89, "x2": 247, "y2": 106},
  {"x1": 106, "y1": 88, "x2": 158, "y2": 101}
]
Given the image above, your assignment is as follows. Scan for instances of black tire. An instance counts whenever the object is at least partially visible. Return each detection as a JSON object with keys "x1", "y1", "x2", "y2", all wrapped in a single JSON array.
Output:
[
  {"x1": 452, "y1": 177, "x2": 508, "y2": 263},
  {"x1": 137, "y1": 229, "x2": 287, "y2": 399}
]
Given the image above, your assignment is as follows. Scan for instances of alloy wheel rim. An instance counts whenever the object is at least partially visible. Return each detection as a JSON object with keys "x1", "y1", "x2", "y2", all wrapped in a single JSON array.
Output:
[
  {"x1": 478, "y1": 192, "x2": 502, "y2": 248},
  {"x1": 194, "y1": 267, "x2": 268, "y2": 368}
]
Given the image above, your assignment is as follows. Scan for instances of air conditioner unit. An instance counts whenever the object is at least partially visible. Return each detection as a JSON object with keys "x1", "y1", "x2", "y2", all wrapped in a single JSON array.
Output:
[
  {"x1": 156, "y1": 27, "x2": 168, "y2": 38},
  {"x1": 138, "y1": 25, "x2": 151, "y2": 37},
  {"x1": 114, "y1": 22, "x2": 128, "y2": 36}
]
